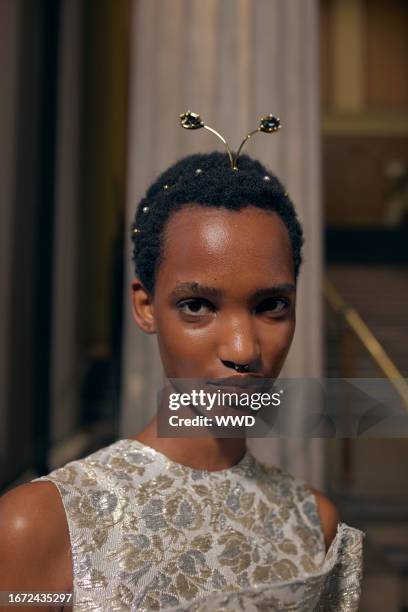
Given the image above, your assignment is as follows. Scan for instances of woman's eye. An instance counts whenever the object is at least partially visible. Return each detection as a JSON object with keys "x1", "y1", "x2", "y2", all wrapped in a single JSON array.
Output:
[
  {"x1": 255, "y1": 297, "x2": 290, "y2": 315},
  {"x1": 177, "y1": 299, "x2": 214, "y2": 317}
]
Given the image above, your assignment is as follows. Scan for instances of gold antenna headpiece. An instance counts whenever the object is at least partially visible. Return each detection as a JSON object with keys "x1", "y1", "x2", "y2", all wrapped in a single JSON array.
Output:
[{"x1": 179, "y1": 110, "x2": 281, "y2": 171}]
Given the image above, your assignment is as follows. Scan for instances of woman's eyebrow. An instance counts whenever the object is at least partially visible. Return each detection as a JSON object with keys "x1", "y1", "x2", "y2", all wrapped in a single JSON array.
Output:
[
  {"x1": 252, "y1": 283, "x2": 296, "y2": 299},
  {"x1": 170, "y1": 281, "x2": 295, "y2": 299},
  {"x1": 170, "y1": 282, "x2": 223, "y2": 298}
]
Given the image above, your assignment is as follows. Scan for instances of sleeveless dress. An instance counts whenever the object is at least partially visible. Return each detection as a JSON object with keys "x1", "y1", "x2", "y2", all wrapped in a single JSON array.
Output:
[{"x1": 32, "y1": 439, "x2": 364, "y2": 611}]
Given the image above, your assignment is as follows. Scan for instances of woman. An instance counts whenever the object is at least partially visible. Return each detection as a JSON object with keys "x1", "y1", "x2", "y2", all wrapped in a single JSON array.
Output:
[{"x1": 0, "y1": 150, "x2": 364, "y2": 611}]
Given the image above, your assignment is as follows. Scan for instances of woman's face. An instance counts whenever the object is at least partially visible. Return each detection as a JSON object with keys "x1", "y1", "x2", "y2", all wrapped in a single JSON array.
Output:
[{"x1": 132, "y1": 204, "x2": 296, "y2": 380}]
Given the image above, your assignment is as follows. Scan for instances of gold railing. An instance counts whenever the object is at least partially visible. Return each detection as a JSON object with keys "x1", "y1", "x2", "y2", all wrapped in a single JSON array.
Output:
[{"x1": 324, "y1": 277, "x2": 408, "y2": 411}]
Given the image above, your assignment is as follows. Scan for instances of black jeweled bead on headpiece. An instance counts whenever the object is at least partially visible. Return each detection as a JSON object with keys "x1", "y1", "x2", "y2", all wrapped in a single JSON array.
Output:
[{"x1": 179, "y1": 110, "x2": 281, "y2": 171}]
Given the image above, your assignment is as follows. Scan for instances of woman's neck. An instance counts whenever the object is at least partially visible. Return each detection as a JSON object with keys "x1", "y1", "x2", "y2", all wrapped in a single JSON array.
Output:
[{"x1": 130, "y1": 417, "x2": 247, "y2": 471}]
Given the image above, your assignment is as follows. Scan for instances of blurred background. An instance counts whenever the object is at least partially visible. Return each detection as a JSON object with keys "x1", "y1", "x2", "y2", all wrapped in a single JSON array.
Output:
[{"x1": 0, "y1": 1, "x2": 407, "y2": 609}]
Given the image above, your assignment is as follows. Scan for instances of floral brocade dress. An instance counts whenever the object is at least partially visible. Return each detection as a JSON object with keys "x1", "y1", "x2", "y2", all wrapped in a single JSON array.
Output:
[{"x1": 33, "y1": 439, "x2": 364, "y2": 611}]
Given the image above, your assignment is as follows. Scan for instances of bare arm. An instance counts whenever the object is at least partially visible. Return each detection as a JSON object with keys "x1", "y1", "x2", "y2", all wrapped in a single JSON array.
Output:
[{"x1": 0, "y1": 481, "x2": 73, "y2": 612}]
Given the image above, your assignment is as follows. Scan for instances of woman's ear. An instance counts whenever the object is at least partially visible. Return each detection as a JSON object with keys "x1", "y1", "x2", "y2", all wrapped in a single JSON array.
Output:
[{"x1": 131, "y1": 278, "x2": 156, "y2": 334}]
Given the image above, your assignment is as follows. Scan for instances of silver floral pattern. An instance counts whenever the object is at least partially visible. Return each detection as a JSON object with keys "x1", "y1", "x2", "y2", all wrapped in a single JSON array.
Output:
[{"x1": 32, "y1": 439, "x2": 364, "y2": 611}]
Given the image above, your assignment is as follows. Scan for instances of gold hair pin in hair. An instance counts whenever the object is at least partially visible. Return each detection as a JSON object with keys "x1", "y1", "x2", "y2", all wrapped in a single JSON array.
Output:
[{"x1": 179, "y1": 110, "x2": 281, "y2": 171}]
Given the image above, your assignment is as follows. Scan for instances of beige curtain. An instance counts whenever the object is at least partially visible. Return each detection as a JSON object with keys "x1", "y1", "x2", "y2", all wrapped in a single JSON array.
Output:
[{"x1": 121, "y1": 0, "x2": 323, "y2": 487}]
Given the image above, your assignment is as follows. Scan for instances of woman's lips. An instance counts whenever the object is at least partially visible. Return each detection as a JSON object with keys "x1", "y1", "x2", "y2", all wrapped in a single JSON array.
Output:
[{"x1": 205, "y1": 376, "x2": 273, "y2": 391}]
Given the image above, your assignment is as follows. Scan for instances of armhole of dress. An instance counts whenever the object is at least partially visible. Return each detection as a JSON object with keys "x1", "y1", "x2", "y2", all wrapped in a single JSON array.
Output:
[
  {"x1": 293, "y1": 478, "x2": 327, "y2": 562},
  {"x1": 34, "y1": 477, "x2": 76, "y2": 601}
]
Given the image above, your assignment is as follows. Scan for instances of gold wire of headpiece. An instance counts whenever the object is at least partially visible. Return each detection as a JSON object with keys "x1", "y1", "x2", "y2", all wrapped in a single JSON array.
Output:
[{"x1": 179, "y1": 110, "x2": 281, "y2": 171}]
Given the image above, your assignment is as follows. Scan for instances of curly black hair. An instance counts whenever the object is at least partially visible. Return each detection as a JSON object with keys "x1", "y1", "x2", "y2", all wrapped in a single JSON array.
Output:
[{"x1": 131, "y1": 151, "x2": 303, "y2": 294}]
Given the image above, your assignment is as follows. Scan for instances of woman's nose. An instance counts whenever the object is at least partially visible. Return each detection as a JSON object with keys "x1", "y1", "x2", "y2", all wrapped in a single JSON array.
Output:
[{"x1": 217, "y1": 315, "x2": 261, "y2": 370}]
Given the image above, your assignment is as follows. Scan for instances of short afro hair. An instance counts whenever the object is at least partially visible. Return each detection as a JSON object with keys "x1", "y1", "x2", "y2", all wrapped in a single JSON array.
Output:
[{"x1": 131, "y1": 151, "x2": 303, "y2": 294}]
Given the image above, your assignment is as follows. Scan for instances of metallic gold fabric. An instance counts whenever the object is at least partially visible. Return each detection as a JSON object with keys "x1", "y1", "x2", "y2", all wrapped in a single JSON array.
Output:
[{"x1": 33, "y1": 439, "x2": 364, "y2": 611}]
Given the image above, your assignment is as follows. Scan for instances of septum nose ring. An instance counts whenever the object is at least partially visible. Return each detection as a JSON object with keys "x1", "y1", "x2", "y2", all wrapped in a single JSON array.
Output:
[{"x1": 234, "y1": 363, "x2": 250, "y2": 373}]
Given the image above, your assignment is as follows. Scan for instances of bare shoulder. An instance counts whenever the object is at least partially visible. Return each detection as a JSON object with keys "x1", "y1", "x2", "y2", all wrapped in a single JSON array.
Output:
[
  {"x1": 309, "y1": 487, "x2": 341, "y2": 552},
  {"x1": 0, "y1": 480, "x2": 73, "y2": 596}
]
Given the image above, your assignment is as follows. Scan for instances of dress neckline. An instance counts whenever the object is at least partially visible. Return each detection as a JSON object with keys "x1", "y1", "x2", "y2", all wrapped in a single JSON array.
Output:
[{"x1": 122, "y1": 437, "x2": 253, "y2": 474}]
